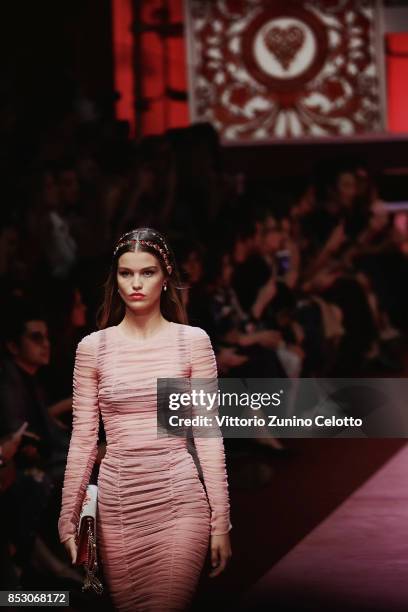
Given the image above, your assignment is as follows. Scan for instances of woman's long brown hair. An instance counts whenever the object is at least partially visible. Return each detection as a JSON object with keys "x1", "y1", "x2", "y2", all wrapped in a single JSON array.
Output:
[{"x1": 96, "y1": 227, "x2": 188, "y2": 329}]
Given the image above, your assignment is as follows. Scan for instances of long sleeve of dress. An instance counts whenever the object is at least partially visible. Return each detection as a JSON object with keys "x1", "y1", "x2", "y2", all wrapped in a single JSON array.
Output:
[
  {"x1": 58, "y1": 333, "x2": 100, "y2": 544},
  {"x1": 190, "y1": 326, "x2": 232, "y2": 536}
]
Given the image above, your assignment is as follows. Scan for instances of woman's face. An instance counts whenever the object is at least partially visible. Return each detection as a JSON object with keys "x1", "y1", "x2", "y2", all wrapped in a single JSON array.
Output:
[
  {"x1": 181, "y1": 250, "x2": 203, "y2": 284},
  {"x1": 117, "y1": 250, "x2": 167, "y2": 313}
]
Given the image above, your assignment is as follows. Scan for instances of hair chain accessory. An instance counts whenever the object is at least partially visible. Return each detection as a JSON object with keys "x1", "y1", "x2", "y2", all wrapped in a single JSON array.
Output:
[{"x1": 113, "y1": 238, "x2": 172, "y2": 273}]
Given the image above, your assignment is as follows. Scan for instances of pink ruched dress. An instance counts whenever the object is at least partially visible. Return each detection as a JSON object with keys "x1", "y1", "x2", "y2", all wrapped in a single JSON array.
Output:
[{"x1": 58, "y1": 322, "x2": 232, "y2": 611}]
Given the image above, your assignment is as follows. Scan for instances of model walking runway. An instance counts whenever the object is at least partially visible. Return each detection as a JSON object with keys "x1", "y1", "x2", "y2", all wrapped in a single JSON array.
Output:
[{"x1": 58, "y1": 322, "x2": 231, "y2": 611}]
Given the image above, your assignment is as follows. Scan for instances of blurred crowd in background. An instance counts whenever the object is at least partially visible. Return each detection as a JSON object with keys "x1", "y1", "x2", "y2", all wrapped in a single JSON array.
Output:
[{"x1": 1, "y1": 99, "x2": 408, "y2": 596}]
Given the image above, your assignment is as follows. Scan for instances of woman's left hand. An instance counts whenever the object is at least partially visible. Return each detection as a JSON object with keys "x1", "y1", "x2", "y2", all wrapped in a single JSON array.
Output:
[{"x1": 209, "y1": 533, "x2": 232, "y2": 578}]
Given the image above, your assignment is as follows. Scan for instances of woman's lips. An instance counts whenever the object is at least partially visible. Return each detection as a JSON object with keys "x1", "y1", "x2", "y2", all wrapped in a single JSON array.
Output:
[{"x1": 129, "y1": 294, "x2": 145, "y2": 300}]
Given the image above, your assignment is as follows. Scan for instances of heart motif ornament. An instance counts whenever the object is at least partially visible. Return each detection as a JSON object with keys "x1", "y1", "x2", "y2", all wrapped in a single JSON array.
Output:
[{"x1": 264, "y1": 25, "x2": 305, "y2": 70}]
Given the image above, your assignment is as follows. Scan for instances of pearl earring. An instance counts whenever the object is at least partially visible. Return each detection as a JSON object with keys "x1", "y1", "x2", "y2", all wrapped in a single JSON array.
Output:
[{"x1": 163, "y1": 283, "x2": 167, "y2": 291}]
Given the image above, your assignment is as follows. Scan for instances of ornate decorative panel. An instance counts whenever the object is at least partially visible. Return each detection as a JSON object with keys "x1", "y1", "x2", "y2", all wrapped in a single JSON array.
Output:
[{"x1": 185, "y1": 0, "x2": 384, "y2": 140}]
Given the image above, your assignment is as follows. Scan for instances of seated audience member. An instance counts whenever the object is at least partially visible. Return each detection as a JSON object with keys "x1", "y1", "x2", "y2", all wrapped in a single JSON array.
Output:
[
  {"x1": 0, "y1": 300, "x2": 73, "y2": 479},
  {"x1": 344, "y1": 198, "x2": 407, "y2": 336},
  {"x1": 298, "y1": 168, "x2": 401, "y2": 373},
  {"x1": 174, "y1": 238, "x2": 210, "y2": 328},
  {"x1": 201, "y1": 247, "x2": 289, "y2": 453},
  {"x1": 287, "y1": 183, "x2": 345, "y2": 373},
  {"x1": 0, "y1": 300, "x2": 81, "y2": 584},
  {"x1": 230, "y1": 213, "x2": 305, "y2": 378},
  {"x1": 204, "y1": 249, "x2": 285, "y2": 373}
]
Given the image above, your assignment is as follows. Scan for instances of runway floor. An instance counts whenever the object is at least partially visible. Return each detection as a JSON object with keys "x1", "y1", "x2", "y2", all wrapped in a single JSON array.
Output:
[
  {"x1": 192, "y1": 339, "x2": 408, "y2": 612},
  {"x1": 243, "y1": 442, "x2": 408, "y2": 612}
]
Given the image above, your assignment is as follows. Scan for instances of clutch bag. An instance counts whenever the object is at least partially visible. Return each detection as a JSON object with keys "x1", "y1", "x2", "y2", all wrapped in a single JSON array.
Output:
[{"x1": 75, "y1": 484, "x2": 103, "y2": 594}]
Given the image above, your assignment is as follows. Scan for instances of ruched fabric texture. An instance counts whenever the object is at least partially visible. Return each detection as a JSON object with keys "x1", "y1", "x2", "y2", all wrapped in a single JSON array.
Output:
[{"x1": 58, "y1": 323, "x2": 231, "y2": 611}]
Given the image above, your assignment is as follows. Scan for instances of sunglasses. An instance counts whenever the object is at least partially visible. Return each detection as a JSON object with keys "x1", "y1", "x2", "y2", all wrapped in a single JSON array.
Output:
[{"x1": 24, "y1": 331, "x2": 49, "y2": 345}]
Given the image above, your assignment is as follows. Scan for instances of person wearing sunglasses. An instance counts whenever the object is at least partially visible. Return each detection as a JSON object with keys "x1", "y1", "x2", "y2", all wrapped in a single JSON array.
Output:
[{"x1": 0, "y1": 300, "x2": 82, "y2": 587}]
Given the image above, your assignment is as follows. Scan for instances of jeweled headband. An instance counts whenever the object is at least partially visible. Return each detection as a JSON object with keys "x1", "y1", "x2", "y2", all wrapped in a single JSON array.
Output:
[{"x1": 113, "y1": 232, "x2": 172, "y2": 273}]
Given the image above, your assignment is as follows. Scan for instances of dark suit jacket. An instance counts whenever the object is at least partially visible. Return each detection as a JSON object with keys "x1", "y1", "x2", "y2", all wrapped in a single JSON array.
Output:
[{"x1": 0, "y1": 357, "x2": 55, "y2": 468}]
